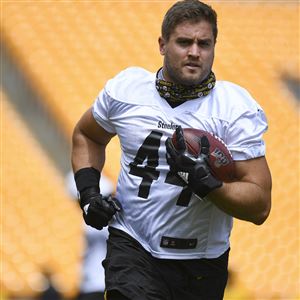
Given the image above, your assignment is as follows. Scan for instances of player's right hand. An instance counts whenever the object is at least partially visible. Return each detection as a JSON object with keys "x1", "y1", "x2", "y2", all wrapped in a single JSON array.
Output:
[
  {"x1": 166, "y1": 126, "x2": 222, "y2": 198},
  {"x1": 79, "y1": 187, "x2": 121, "y2": 230}
]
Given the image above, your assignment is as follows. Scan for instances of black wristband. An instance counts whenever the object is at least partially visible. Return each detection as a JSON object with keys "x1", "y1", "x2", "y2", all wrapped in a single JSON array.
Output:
[{"x1": 74, "y1": 167, "x2": 100, "y2": 193}]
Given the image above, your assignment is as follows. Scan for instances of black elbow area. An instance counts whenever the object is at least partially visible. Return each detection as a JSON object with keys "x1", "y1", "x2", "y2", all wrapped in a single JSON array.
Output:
[
  {"x1": 253, "y1": 207, "x2": 271, "y2": 225},
  {"x1": 253, "y1": 217, "x2": 266, "y2": 226},
  {"x1": 254, "y1": 196, "x2": 272, "y2": 225}
]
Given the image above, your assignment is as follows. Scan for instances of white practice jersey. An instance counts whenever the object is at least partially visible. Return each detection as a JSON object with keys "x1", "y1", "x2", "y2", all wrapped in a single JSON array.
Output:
[{"x1": 92, "y1": 67, "x2": 268, "y2": 260}]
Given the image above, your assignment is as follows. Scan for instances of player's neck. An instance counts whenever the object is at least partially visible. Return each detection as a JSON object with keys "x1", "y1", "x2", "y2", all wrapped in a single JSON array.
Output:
[{"x1": 155, "y1": 68, "x2": 216, "y2": 106}]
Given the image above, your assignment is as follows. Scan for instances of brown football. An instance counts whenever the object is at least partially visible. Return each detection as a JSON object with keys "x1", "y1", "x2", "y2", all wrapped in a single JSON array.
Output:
[{"x1": 172, "y1": 128, "x2": 235, "y2": 182}]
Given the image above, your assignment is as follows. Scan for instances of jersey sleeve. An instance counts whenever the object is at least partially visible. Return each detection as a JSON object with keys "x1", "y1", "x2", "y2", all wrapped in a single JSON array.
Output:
[
  {"x1": 92, "y1": 88, "x2": 117, "y2": 134},
  {"x1": 92, "y1": 67, "x2": 153, "y2": 134},
  {"x1": 227, "y1": 105, "x2": 268, "y2": 160}
]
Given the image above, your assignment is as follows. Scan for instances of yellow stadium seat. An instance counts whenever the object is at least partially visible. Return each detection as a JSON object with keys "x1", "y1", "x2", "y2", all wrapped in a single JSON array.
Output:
[{"x1": 1, "y1": 92, "x2": 83, "y2": 298}]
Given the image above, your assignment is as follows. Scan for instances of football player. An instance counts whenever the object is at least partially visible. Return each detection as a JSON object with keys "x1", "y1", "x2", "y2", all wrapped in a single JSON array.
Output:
[{"x1": 71, "y1": 1, "x2": 272, "y2": 299}]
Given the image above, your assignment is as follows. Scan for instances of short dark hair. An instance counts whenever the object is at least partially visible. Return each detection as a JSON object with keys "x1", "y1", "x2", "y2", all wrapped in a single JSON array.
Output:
[{"x1": 161, "y1": 0, "x2": 218, "y2": 42}]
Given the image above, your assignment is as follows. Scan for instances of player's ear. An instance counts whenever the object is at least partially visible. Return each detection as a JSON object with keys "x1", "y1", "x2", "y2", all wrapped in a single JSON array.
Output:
[{"x1": 158, "y1": 37, "x2": 166, "y2": 55}]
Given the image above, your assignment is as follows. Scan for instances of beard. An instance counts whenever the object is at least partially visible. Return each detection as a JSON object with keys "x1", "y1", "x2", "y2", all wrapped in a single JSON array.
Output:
[{"x1": 163, "y1": 56, "x2": 213, "y2": 86}]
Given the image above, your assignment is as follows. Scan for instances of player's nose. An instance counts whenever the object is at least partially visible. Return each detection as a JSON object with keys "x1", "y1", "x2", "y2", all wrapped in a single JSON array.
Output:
[{"x1": 188, "y1": 43, "x2": 200, "y2": 57}]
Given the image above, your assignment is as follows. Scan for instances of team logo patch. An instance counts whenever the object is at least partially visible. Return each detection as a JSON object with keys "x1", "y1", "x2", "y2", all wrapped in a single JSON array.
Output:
[{"x1": 160, "y1": 236, "x2": 197, "y2": 249}]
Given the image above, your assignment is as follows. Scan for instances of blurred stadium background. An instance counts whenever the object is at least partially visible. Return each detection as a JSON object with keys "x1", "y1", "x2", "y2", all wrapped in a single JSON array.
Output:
[{"x1": 1, "y1": 0, "x2": 299, "y2": 299}]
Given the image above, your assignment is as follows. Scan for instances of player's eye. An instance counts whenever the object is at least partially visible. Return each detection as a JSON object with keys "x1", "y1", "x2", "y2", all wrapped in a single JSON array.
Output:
[
  {"x1": 177, "y1": 39, "x2": 192, "y2": 47},
  {"x1": 198, "y1": 40, "x2": 211, "y2": 48}
]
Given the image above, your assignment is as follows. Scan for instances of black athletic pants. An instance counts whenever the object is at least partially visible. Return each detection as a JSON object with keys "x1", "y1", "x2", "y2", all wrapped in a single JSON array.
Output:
[{"x1": 103, "y1": 227, "x2": 229, "y2": 300}]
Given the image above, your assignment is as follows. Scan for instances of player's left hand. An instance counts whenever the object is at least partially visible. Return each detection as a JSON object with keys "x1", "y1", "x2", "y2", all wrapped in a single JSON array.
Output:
[{"x1": 166, "y1": 127, "x2": 222, "y2": 198}]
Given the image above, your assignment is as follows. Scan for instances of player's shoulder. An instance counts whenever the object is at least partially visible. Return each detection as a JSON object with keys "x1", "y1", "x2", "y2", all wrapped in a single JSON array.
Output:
[
  {"x1": 105, "y1": 67, "x2": 155, "y2": 103},
  {"x1": 214, "y1": 80, "x2": 262, "y2": 111},
  {"x1": 109, "y1": 66, "x2": 153, "y2": 83}
]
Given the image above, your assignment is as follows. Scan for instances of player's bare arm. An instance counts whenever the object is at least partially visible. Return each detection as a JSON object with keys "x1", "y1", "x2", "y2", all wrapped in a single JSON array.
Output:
[
  {"x1": 72, "y1": 108, "x2": 115, "y2": 173},
  {"x1": 208, "y1": 157, "x2": 272, "y2": 225},
  {"x1": 72, "y1": 108, "x2": 119, "y2": 231}
]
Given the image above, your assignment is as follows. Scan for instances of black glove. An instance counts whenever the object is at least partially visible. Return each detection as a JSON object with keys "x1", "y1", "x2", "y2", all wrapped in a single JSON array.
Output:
[
  {"x1": 166, "y1": 126, "x2": 222, "y2": 198},
  {"x1": 79, "y1": 187, "x2": 121, "y2": 230}
]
